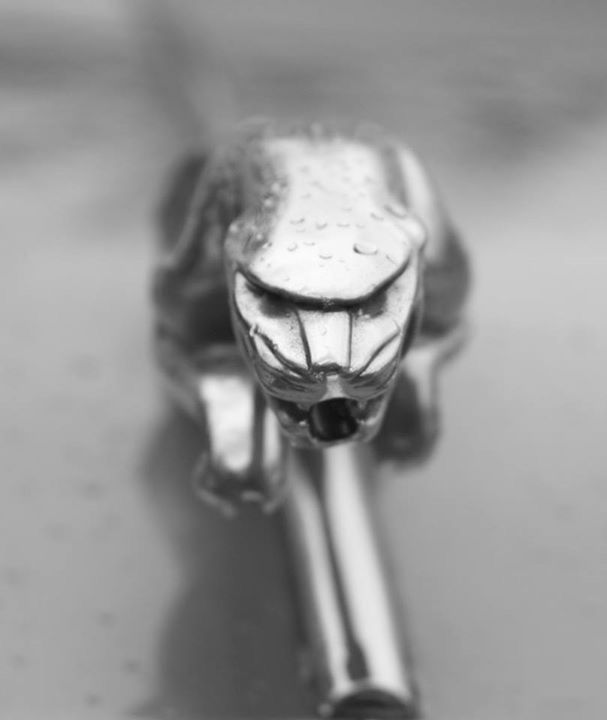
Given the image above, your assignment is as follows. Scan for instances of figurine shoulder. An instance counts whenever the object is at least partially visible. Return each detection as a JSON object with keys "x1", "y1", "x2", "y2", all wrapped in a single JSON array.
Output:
[
  {"x1": 386, "y1": 143, "x2": 452, "y2": 262},
  {"x1": 391, "y1": 146, "x2": 471, "y2": 334}
]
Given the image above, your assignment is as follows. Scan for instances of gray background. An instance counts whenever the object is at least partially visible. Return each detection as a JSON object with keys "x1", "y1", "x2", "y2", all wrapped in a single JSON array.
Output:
[{"x1": 2, "y1": 1, "x2": 607, "y2": 718}]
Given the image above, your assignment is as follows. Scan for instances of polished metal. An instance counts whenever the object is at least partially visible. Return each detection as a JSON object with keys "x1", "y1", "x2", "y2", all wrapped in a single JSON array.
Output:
[
  {"x1": 152, "y1": 119, "x2": 469, "y2": 718},
  {"x1": 154, "y1": 338, "x2": 287, "y2": 513},
  {"x1": 153, "y1": 120, "x2": 470, "y2": 501},
  {"x1": 283, "y1": 443, "x2": 417, "y2": 718}
]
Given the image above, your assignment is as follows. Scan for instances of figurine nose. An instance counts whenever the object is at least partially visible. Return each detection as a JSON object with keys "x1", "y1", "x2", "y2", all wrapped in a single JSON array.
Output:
[{"x1": 298, "y1": 308, "x2": 351, "y2": 372}]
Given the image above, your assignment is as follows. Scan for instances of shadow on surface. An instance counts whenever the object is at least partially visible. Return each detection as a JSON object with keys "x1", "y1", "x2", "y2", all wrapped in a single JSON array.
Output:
[{"x1": 139, "y1": 410, "x2": 311, "y2": 719}]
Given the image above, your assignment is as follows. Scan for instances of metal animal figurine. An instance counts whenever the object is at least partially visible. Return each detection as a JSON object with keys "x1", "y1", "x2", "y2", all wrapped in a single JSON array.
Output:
[{"x1": 152, "y1": 120, "x2": 469, "y2": 512}]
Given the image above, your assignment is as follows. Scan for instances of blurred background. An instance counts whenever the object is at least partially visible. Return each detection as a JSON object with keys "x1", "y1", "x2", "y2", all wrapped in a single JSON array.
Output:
[{"x1": 2, "y1": 1, "x2": 607, "y2": 718}]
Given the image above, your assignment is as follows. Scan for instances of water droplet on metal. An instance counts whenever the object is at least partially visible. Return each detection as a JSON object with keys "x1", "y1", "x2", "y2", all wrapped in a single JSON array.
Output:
[
  {"x1": 254, "y1": 232, "x2": 264, "y2": 242},
  {"x1": 321, "y1": 327, "x2": 327, "y2": 336},
  {"x1": 287, "y1": 242, "x2": 297, "y2": 251},
  {"x1": 370, "y1": 212, "x2": 384, "y2": 222},
  {"x1": 355, "y1": 222, "x2": 365, "y2": 229},
  {"x1": 337, "y1": 222, "x2": 350, "y2": 228},
  {"x1": 353, "y1": 241, "x2": 377, "y2": 256},
  {"x1": 290, "y1": 217, "x2": 305, "y2": 225},
  {"x1": 263, "y1": 198, "x2": 274, "y2": 208},
  {"x1": 303, "y1": 238, "x2": 316, "y2": 246},
  {"x1": 315, "y1": 221, "x2": 328, "y2": 230},
  {"x1": 319, "y1": 250, "x2": 333, "y2": 260},
  {"x1": 385, "y1": 202, "x2": 407, "y2": 218}
]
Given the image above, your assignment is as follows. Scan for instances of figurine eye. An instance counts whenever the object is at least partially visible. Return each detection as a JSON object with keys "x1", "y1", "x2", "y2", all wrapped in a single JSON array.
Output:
[
  {"x1": 245, "y1": 278, "x2": 288, "y2": 318},
  {"x1": 233, "y1": 272, "x2": 309, "y2": 373},
  {"x1": 359, "y1": 287, "x2": 388, "y2": 317}
]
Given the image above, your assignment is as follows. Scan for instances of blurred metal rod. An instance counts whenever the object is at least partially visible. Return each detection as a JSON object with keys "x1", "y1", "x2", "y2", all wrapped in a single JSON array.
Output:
[{"x1": 282, "y1": 444, "x2": 418, "y2": 719}]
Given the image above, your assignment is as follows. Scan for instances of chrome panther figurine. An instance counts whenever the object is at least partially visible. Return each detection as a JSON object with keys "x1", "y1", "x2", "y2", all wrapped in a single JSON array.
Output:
[{"x1": 153, "y1": 120, "x2": 470, "y2": 512}]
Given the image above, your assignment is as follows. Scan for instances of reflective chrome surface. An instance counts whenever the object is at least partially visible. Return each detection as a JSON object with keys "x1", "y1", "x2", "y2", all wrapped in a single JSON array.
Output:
[
  {"x1": 283, "y1": 444, "x2": 417, "y2": 718},
  {"x1": 149, "y1": 113, "x2": 468, "y2": 717},
  {"x1": 154, "y1": 122, "x2": 468, "y2": 462},
  {"x1": 156, "y1": 340, "x2": 287, "y2": 513}
]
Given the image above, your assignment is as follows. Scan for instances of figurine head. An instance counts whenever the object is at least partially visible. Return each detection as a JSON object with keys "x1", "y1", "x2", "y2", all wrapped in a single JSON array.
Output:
[{"x1": 224, "y1": 132, "x2": 425, "y2": 448}]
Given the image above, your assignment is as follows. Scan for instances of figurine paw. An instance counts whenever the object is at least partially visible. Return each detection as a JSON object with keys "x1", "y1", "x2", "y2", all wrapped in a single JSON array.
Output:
[
  {"x1": 189, "y1": 353, "x2": 287, "y2": 513},
  {"x1": 374, "y1": 370, "x2": 440, "y2": 464}
]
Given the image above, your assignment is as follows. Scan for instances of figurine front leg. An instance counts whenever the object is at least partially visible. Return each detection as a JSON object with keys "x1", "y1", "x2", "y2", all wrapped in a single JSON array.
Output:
[
  {"x1": 376, "y1": 323, "x2": 468, "y2": 462},
  {"x1": 155, "y1": 332, "x2": 287, "y2": 514}
]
